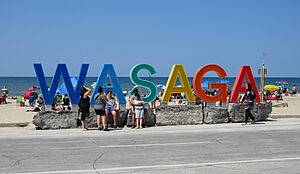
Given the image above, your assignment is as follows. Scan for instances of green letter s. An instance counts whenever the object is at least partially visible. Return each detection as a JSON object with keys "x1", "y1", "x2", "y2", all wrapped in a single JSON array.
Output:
[{"x1": 130, "y1": 64, "x2": 157, "y2": 103}]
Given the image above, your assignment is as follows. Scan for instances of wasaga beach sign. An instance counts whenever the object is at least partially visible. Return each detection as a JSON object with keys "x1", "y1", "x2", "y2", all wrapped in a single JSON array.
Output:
[{"x1": 33, "y1": 64, "x2": 260, "y2": 105}]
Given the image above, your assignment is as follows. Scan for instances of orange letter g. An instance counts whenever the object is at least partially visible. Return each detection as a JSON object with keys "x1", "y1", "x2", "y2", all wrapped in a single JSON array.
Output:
[{"x1": 193, "y1": 64, "x2": 227, "y2": 102}]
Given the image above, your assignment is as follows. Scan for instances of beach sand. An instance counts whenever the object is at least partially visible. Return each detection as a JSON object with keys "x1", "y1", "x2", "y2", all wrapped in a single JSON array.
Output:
[
  {"x1": 270, "y1": 95, "x2": 300, "y2": 118},
  {"x1": 0, "y1": 99, "x2": 36, "y2": 126}
]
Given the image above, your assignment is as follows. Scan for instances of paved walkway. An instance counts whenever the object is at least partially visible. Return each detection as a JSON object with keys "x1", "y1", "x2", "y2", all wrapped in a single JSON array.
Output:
[{"x1": 0, "y1": 118, "x2": 300, "y2": 174}]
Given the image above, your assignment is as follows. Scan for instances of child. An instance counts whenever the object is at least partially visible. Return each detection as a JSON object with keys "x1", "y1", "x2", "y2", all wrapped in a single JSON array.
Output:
[{"x1": 132, "y1": 94, "x2": 145, "y2": 129}]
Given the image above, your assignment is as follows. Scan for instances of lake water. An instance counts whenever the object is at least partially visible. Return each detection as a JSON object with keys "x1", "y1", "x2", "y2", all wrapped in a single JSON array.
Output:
[{"x1": 0, "y1": 77, "x2": 299, "y2": 96}]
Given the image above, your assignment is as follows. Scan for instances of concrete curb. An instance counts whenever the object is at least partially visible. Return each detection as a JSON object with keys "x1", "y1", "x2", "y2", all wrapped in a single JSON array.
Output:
[
  {"x1": 0, "y1": 122, "x2": 31, "y2": 127},
  {"x1": 1, "y1": 115, "x2": 300, "y2": 128},
  {"x1": 270, "y1": 115, "x2": 300, "y2": 119}
]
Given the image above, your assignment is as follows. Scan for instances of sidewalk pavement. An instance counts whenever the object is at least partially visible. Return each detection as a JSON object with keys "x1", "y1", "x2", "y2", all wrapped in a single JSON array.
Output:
[{"x1": 1, "y1": 99, "x2": 300, "y2": 127}]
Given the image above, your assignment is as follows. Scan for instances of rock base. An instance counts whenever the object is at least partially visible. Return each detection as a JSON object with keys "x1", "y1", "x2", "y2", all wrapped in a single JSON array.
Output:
[
  {"x1": 156, "y1": 105, "x2": 203, "y2": 126},
  {"x1": 33, "y1": 109, "x2": 155, "y2": 130},
  {"x1": 228, "y1": 102, "x2": 272, "y2": 123},
  {"x1": 32, "y1": 102, "x2": 272, "y2": 129},
  {"x1": 203, "y1": 107, "x2": 229, "y2": 124}
]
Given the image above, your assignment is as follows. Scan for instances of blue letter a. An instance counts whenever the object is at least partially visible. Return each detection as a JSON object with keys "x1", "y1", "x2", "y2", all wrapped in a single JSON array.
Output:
[
  {"x1": 33, "y1": 64, "x2": 89, "y2": 105},
  {"x1": 91, "y1": 64, "x2": 125, "y2": 104}
]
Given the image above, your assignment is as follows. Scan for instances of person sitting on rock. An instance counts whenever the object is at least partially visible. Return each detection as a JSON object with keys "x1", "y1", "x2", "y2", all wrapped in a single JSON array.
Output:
[{"x1": 62, "y1": 94, "x2": 71, "y2": 111}]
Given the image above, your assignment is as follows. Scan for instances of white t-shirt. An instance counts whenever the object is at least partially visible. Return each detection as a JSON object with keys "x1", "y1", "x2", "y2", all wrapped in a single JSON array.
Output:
[
  {"x1": 106, "y1": 97, "x2": 116, "y2": 110},
  {"x1": 133, "y1": 99, "x2": 144, "y2": 110}
]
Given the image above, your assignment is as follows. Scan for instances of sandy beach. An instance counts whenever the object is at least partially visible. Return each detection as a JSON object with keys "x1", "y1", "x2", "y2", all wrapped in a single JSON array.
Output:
[
  {"x1": 270, "y1": 95, "x2": 300, "y2": 118},
  {"x1": 0, "y1": 99, "x2": 36, "y2": 126}
]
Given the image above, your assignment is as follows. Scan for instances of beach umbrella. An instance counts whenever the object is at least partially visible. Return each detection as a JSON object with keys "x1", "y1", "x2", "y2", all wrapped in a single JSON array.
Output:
[
  {"x1": 28, "y1": 86, "x2": 40, "y2": 91},
  {"x1": 91, "y1": 82, "x2": 96, "y2": 89},
  {"x1": 264, "y1": 85, "x2": 280, "y2": 91},
  {"x1": 23, "y1": 90, "x2": 32, "y2": 99},
  {"x1": 156, "y1": 84, "x2": 166, "y2": 89},
  {"x1": 276, "y1": 80, "x2": 288, "y2": 85},
  {"x1": 201, "y1": 80, "x2": 209, "y2": 88},
  {"x1": 58, "y1": 77, "x2": 77, "y2": 95},
  {"x1": 22, "y1": 86, "x2": 40, "y2": 99}
]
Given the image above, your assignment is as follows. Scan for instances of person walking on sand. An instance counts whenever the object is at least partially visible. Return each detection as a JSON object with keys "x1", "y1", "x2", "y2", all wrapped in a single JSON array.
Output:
[
  {"x1": 240, "y1": 83, "x2": 256, "y2": 125},
  {"x1": 78, "y1": 86, "x2": 91, "y2": 131},
  {"x1": 94, "y1": 86, "x2": 108, "y2": 131}
]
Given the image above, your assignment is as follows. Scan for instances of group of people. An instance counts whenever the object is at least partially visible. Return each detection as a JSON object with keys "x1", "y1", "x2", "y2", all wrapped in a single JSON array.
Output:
[
  {"x1": 265, "y1": 84, "x2": 297, "y2": 101},
  {"x1": 77, "y1": 86, "x2": 146, "y2": 131},
  {"x1": 24, "y1": 92, "x2": 45, "y2": 112},
  {"x1": 51, "y1": 92, "x2": 71, "y2": 111},
  {"x1": 76, "y1": 84, "x2": 257, "y2": 130}
]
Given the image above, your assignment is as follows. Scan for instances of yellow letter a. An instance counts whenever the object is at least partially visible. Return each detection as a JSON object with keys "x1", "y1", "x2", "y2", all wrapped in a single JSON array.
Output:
[{"x1": 161, "y1": 64, "x2": 195, "y2": 103}]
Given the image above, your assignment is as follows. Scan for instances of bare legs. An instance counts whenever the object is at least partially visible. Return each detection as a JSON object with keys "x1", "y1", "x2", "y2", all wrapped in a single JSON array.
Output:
[
  {"x1": 135, "y1": 118, "x2": 143, "y2": 129},
  {"x1": 96, "y1": 115, "x2": 106, "y2": 130},
  {"x1": 97, "y1": 115, "x2": 101, "y2": 129},
  {"x1": 81, "y1": 120, "x2": 88, "y2": 131},
  {"x1": 112, "y1": 111, "x2": 117, "y2": 127},
  {"x1": 105, "y1": 110, "x2": 117, "y2": 129}
]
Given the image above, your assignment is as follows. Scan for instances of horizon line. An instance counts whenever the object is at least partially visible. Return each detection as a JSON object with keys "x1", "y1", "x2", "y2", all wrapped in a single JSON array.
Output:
[{"x1": 0, "y1": 76, "x2": 299, "y2": 78}]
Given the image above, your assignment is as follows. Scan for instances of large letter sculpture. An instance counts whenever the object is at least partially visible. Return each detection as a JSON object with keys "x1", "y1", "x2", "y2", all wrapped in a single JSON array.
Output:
[
  {"x1": 193, "y1": 64, "x2": 228, "y2": 102},
  {"x1": 130, "y1": 64, "x2": 157, "y2": 103},
  {"x1": 91, "y1": 64, "x2": 126, "y2": 104},
  {"x1": 161, "y1": 64, "x2": 195, "y2": 103},
  {"x1": 34, "y1": 64, "x2": 89, "y2": 105},
  {"x1": 229, "y1": 66, "x2": 260, "y2": 102}
]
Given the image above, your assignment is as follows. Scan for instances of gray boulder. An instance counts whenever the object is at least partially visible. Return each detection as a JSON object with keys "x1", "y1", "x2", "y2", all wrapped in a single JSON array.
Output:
[
  {"x1": 32, "y1": 109, "x2": 156, "y2": 130},
  {"x1": 32, "y1": 110, "x2": 125, "y2": 130},
  {"x1": 204, "y1": 107, "x2": 229, "y2": 124},
  {"x1": 252, "y1": 102, "x2": 272, "y2": 121},
  {"x1": 126, "y1": 109, "x2": 156, "y2": 127},
  {"x1": 156, "y1": 105, "x2": 203, "y2": 126},
  {"x1": 32, "y1": 111, "x2": 78, "y2": 129},
  {"x1": 228, "y1": 102, "x2": 272, "y2": 123}
]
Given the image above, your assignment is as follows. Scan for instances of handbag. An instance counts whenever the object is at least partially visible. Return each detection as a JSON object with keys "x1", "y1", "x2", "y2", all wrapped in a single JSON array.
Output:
[{"x1": 76, "y1": 109, "x2": 82, "y2": 127}]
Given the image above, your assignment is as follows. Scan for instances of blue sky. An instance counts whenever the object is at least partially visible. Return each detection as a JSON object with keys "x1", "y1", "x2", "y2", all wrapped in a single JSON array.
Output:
[{"x1": 0, "y1": 0, "x2": 299, "y2": 77}]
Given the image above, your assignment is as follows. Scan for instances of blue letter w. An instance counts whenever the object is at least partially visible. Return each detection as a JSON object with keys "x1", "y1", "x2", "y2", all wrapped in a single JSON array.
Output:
[{"x1": 33, "y1": 64, "x2": 89, "y2": 105}]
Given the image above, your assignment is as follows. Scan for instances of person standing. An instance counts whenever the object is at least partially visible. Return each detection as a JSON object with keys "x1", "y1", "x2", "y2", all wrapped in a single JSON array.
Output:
[
  {"x1": 94, "y1": 86, "x2": 108, "y2": 131},
  {"x1": 78, "y1": 86, "x2": 91, "y2": 131},
  {"x1": 129, "y1": 88, "x2": 140, "y2": 128},
  {"x1": 240, "y1": 83, "x2": 256, "y2": 124},
  {"x1": 105, "y1": 90, "x2": 117, "y2": 129},
  {"x1": 291, "y1": 84, "x2": 297, "y2": 96},
  {"x1": 123, "y1": 91, "x2": 131, "y2": 127},
  {"x1": 131, "y1": 94, "x2": 145, "y2": 129}
]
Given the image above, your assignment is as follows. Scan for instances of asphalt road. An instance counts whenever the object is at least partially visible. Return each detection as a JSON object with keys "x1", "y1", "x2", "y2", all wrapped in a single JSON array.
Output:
[{"x1": 1, "y1": 118, "x2": 300, "y2": 174}]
